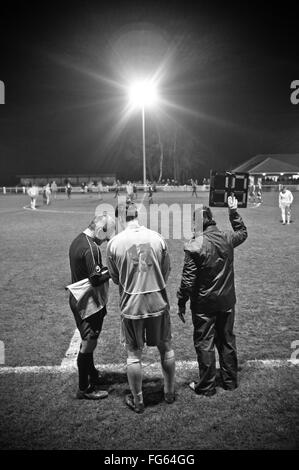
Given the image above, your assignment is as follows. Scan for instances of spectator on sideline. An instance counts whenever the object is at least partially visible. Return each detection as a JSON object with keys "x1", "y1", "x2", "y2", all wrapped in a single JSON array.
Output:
[
  {"x1": 256, "y1": 181, "x2": 262, "y2": 204},
  {"x1": 68, "y1": 214, "x2": 115, "y2": 400},
  {"x1": 42, "y1": 185, "x2": 47, "y2": 205},
  {"x1": 191, "y1": 179, "x2": 198, "y2": 198},
  {"x1": 50, "y1": 181, "x2": 58, "y2": 199},
  {"x1": 107, "y1": 201, "x2": 175, "y2": 413},
  {"x1": 148, "y1": 184, "x2": 153, "y2": 204},
  {"x1": 177, "y1": 196, "x2": 247, "y2": 396},
  {"x1": 98, "y1": 180, "x2": 103, "y2": 200},
  {"x1": 126, "y1": 181, "x2": 133, "y2": 199},
  {"x1": 66, "y1": 182, "x2": 72, "y2": 199},
  {"x1": 248, "y1": 182, "x2": 256, "y2": 203},
  {"x1": 114, "y1": 180, "x2": 121, "y2": 198},
  {"x1": 279, "y1": 186, "x2": 294, "y2": 225}
]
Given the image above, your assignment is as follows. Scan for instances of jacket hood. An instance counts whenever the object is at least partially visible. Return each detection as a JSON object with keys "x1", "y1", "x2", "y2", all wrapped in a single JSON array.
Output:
[{"x1": 184, "y1": 226, "x2": 220, "y2": 253}]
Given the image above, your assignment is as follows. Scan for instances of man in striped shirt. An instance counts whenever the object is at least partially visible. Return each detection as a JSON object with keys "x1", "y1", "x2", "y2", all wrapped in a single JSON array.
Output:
[{"x1": 107, "y1": 202, "x2": 175, "y2": 413}]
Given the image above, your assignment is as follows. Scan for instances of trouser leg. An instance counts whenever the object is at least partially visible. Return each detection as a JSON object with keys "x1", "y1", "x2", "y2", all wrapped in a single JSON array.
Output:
[
  {"x1": 215, "y1": 308, "x2": 238, "y2": 390},
  {"x1": 192, "y1": 311, "x2": 216, "y2": 394}
]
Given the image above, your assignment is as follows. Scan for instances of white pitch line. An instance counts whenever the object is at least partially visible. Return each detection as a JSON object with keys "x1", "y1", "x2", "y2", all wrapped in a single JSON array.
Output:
[
  {"x1": 23, "y1": 206, "x2": 94, "y2": 214},
  {"x1": 0, "y1": 359, "x2": 298, "y2": 375},
  {"x1": 61, "y1": 324, "x2": 122, "y2": 367},
  {"x1": 0, "y1": 208, "x2": 26, "y2": 214},
  {"x1": 247, "y1": 359, "x2": 299, "y2": 366},
  {"x1": 60, "y1": 329, "x2": 82, "y2": 367}
]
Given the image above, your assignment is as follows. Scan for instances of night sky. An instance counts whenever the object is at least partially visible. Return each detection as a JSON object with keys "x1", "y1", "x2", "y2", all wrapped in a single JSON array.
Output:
[{"x1": 0, "y1": 0, "x2": 299, "y2": 184}]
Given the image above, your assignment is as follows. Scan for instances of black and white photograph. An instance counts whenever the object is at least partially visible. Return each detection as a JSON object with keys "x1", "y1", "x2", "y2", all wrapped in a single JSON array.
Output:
[{"x1": 0, "y1": 0, "x2": 298, "y2": 458}]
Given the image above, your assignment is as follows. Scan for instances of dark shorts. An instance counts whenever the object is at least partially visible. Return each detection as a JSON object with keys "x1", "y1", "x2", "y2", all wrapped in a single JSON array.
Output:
[
  {"x1": 69, "y1": 294, "x2": 106, "y2": 341},
  {"x1": 121, "y1": 311, "x2": 172, "y2": 350}
]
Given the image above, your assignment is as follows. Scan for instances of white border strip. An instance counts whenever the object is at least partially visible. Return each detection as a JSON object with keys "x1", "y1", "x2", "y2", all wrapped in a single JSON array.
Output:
[
  {"x1": 23, "y1": 205, "x2": 94, "y2": 214},
  {"x1": 0, "y1": 359, "x2": 298, "y2": 375},
  {"x1": 61, "y1": 329, "x2": 81, "y2": 367}
]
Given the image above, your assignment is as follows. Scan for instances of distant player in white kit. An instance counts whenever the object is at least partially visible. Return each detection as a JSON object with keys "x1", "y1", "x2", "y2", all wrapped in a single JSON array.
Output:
[
  {"x1": 27, "y1": 183, "x2": 39, "y2": 210},
  {"x1": 45, "y1": 183, "x2": 51, "y2": 205},
  {"x1": 279, "y1": 186, "x2": 294, "y2": 224},
  {"x1": 51, "y1": 181, "x2": 58, "y2": 199},
  {"x1": 126, "y1": 181, "x2": 133, "y2": 199}
]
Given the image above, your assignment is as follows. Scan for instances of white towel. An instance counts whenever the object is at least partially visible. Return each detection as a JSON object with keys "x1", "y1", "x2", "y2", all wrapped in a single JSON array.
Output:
[{"x1": 66, "y1": 278, "x2": 109, "y2": 320}]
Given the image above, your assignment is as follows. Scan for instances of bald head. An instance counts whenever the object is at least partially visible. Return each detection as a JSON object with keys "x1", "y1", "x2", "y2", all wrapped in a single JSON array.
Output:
[{"x1": 88, "y1": 213, "x2": 116, "y2": 241}]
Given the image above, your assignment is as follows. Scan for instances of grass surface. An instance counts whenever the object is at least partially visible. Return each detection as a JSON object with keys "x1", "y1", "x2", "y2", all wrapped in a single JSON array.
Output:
[
  {"x1": 0, "y1": 363, "x2": 298, "y2": 450},
  {"x1": 0, "y1": 191, "x2": 298, "y2": 449}
]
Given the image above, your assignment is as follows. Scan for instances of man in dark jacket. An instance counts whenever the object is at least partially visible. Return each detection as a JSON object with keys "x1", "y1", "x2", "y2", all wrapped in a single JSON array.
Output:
[{"x1": 177, "y1": 196, "x2": 247, "y2": 396}]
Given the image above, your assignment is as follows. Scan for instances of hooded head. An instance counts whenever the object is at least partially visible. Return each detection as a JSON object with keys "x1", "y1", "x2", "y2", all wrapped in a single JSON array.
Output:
[{"x1": 193, "y1": 205, "x2": 216, "y2": 233}]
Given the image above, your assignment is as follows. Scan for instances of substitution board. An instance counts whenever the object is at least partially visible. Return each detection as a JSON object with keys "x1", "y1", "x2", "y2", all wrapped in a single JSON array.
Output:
[{"x1": 209, "y1": 171, "x2": 249, "y2": 208}]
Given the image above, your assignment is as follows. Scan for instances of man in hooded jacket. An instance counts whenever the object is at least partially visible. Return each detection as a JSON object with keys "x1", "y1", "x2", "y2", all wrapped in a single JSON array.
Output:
[{"x1": 177, "y1": 196, "x2": 247, "y2": 396}]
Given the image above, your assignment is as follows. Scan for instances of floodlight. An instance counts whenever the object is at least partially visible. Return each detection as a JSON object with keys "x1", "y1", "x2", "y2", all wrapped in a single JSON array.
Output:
[
  {"x1": 126, "y1": 78, "x2": 159, "y2": 190},
  {"x1": 128, "y1": 80, "x2": 158, "y2": 109}
]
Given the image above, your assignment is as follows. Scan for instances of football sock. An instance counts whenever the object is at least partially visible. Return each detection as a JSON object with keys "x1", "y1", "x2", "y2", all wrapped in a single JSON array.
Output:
[
  {"x1": 127, "y1": 358, "x2": 143, "y2": 405},
  {"x1": 86, "y1": 353, "x2": 98, "y2": 379},
  {"x1": 77, "y1": 352, "x2": 92, "y2": 391},
  {"x1": 136, "y1": 391, "x2": 144, "y2": 405},
  {"x1": 160, "y1": 350, "x2": 175, "y2": 395},
  {"x1": 282, "y1": 210, "x2": 286, "y2": 223}
]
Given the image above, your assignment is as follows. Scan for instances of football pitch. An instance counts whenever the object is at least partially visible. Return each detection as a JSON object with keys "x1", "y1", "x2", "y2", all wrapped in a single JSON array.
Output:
[{"x1": 0, "y1": 191, "x2": 298, "y2": 450}]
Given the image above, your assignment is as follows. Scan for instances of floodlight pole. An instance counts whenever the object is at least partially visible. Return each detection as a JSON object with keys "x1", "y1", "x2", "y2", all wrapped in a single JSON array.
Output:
[{"x1": 142, "y1": 105, "x2": 146, "y2": 191}]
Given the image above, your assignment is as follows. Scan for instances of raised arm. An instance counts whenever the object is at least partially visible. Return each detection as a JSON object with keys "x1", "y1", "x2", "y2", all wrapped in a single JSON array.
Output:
[{"x1": 227, "y1": 196, "x2": 248, "y2": 248}]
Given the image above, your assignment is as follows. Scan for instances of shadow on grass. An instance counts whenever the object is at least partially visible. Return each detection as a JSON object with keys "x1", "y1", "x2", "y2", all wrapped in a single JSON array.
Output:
[
  {"x1": 98, "y1": 366, "x2": 243, "y2": 402},
  {"x1": 98, "y1": 371, "x2": 166, "y2": 406},
  {"x1": 122, "y1": 378, "x2": 166, "y2": 407},
  {"x1": 142, "y1": 378, "x2": 164, "y2": 406},
  {"x1": 98, "y1": 370, "x2": 128, "y2": 385}
]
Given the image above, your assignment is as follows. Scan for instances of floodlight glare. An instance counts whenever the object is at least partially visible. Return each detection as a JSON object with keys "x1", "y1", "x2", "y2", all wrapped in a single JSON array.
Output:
[
  {"x1": 127, "y1": 78, "x2": 159, "y2": 190},
  {"x1": 128, "y1": 80, "x2": 158, "y2": 109}
]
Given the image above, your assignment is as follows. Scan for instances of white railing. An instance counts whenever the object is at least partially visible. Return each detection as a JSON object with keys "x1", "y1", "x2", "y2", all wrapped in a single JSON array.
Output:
[
  {"x1": 0, "y1": 186, "x2": 111, "y2": 195},
  {"x1": 1, "y1": 184, "x2": 299, "y2": 195}
]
